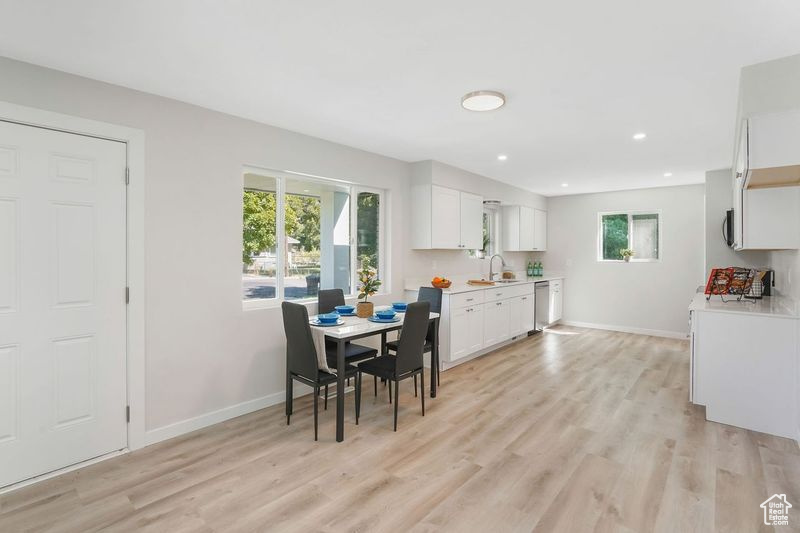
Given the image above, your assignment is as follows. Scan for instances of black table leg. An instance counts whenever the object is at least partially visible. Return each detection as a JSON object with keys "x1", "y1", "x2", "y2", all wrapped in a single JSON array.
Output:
[
  {"x1": 336, "y1": 338, "x2": 345, "y2": 442},
  {"x1": 381, "y1": 331, "x2": 387, "y2": 355},
  {"x1": 431, "y1": 317, "x2": 439, "y2": 398}
]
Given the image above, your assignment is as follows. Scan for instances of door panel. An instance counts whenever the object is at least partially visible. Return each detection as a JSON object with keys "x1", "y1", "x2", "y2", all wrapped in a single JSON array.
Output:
[
  {"x1": 431, "y1": 185, "x2": 460, "y2": 249},
  {"x1": 0, "y1": 121, "x2": 127, "y2": 488},
  {"x1": 459, "y1": 191, "x2": 483, "y2": 250}
]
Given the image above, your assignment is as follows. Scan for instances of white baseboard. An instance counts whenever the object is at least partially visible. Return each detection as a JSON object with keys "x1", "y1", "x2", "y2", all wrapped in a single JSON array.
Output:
[
  {"x1": 143, "y1": 390, "x2": 287, "y2": 447},
  {"x1": 560, "y1": 320, "x2": 688, "y2": 340}
]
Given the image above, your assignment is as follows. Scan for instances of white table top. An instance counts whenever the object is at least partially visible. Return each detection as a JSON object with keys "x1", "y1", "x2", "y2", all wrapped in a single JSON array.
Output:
[{"x1": 309, "y1": 306, "x2": 440, "y2": 339}]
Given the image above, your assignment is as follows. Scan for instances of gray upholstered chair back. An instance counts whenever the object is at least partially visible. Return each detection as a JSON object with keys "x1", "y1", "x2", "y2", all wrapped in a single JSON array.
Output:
[
  {"x1": 281, "y1": 301, "x2": 319, "y2": 380},
  {"x1": 318, "y1": 288, "x2": 345, "y2": 314},
  {"x1": 395, "y1": 301, "x2": 430, "y2": 375}
]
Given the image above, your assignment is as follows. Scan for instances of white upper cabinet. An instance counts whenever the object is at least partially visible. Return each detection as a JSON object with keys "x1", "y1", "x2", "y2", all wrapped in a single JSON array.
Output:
[
  {"x1": 430, "y1": 185, "x2": 461, "y2": 249},
  {"x1": 732, "y1": 115, "x2": 800, "y2": 250},
  {"x1": 411, "y1": 184, "x2": 484, "y2": 249},
  {"x1": 502, "y1": 206, "x2": 547, "y2": 251},
  {"x1": 459, "y1": 191, "x2": 484, "y2": 250}
]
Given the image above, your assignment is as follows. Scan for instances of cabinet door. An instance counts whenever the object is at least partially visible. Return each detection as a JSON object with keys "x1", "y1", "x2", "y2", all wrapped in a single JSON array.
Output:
[
  {"x1": 519, "y1": 207, "x2": 535, "y2": 250},
  {"x1": 459, "y1": 191, "x2": 484, "y2": 250},
  {"x1": 450, "y1": 306, "x2": 470, "y2": 360},
  {"x1": 533, "y1": 209, "x2": 547, "y2": 251},
  {"x1": 507, "y1": 296, "x2": 524, "y2": 337},
  {"x1": 484, "y1": 300, "x2": 510, "y2": 346},
  {"x1": 467, "y1": 305, "x2": 485, "y2": 353},
  {"x1": 521, "y1": 293, "x2": 535, "y2": 332},
  {"x1": 431, "y1": 185, "x2": 461, "y2": 249}
]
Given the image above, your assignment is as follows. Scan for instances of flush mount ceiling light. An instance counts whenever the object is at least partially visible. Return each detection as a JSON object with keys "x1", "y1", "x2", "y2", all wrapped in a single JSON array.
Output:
[
  {"x1": 461, "y1": 90, "x2": 505, "y2": 111},
  {"x1": 663, "y1": 172, "x2": 673, "y2": 177},
  {"x1": 497, "y1": 154, "x2": 508, "y2": 161},
  {"x1": 632, "y1": 132, "x2": 647, "y2": 141}
]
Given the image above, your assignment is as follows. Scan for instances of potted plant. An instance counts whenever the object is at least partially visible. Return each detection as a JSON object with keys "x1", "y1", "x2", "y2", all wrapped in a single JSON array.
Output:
[
  {"x1": 356, "y1": 257, "x2": 381, "y2": 318},
  {"x1": 620, "y1": 248, "x2": 634, "y2": 262}
]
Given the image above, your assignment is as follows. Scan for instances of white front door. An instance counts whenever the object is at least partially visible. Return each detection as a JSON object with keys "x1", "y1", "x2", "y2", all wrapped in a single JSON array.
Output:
[{"x1": 0, "y1": 120, "x2": 128, "y2": 488}]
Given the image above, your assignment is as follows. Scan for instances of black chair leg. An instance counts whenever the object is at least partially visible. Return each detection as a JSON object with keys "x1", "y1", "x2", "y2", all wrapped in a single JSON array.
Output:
[
  {"x1": 414, "y1": 374, "x2": 418, "y2": 397},
  {"x1": 420, "y1": 369, "x2": 425, "y2": 416},
  {"x1": 324, "y1": 384, "x2": 328, "y2": 411},
  {"x1": 393, "y1": 379, "x2": 399, "y2": 431},
  {"x1": 286, "y1": 373, "x2": 293, "y2": 425},
  {"x1": 388, "y1": 379, "x2": 392, "y2": 403},
  {"x1": 374, "y1": 375, "x2": 377, "y2": 397},
  {"x1": 355, "y1": 373, "x2": 361, "y2": 424},
  {"x1": 313, "y1": 386, "x2": 319, "y2": 441}
]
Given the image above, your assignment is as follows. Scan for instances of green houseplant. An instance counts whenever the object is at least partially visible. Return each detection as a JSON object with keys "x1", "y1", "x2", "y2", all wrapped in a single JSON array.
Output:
[
  {"x1": 356, "y1": 257, "x2": 382, "y2": 318},
  {"x1": 620, "y1": 248, "x2": 635, "y2": 262}
]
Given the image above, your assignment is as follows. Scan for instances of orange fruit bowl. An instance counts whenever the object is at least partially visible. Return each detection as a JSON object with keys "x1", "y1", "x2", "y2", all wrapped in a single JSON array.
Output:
[{"x1": 431, "y1": 279, "x2": 452, "y2": 288}]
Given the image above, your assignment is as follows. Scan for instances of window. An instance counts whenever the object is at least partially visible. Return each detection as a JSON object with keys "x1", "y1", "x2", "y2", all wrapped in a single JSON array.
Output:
[
  {"x1": 598, "y1": 211, "x2": 660, "y2": 261},
  {"x1": 242, "y1": 168, "x2": 385, "y2": 305}
]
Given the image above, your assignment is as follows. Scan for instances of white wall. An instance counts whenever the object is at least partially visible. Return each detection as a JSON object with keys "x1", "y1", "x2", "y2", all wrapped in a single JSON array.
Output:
[
  {"x1": 542, "y1": 184, "x2": 705, "y2": 337},
  {"x1": 405, "y1": 160, "x2": 547, "y2": 280},
  {"x1": 704, "y1": 168, "x2": 768, "y2": 272},
  {"x1": 0, "y1": 56, "x2": 412, "y2": 440}
]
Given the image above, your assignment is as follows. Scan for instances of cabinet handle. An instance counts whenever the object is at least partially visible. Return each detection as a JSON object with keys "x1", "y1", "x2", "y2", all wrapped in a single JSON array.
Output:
[
  {"x1": 466, "y1": 298, "x2": 474, "y2": 302},
  {"x1": 496, "y1": 302, "x2": 502, "y2": 306}
]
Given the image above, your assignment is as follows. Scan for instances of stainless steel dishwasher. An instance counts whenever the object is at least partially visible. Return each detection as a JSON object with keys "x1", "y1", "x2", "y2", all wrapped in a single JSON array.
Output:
[{"x1": 534, "y1": 281, "x2": 550, "y2": 332}]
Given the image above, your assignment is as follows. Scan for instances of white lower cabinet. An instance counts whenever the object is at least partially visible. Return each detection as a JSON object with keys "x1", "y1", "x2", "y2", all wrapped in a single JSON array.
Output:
[
  {"x1": 410, "y1": 280, "x2": 555, "y2": 368},
  {"x1": 450, "y1": 304, "x2": 484, "y2": 360},
  {"x1": 483, "y1": 300, "x2": 511, "y2": 346}
]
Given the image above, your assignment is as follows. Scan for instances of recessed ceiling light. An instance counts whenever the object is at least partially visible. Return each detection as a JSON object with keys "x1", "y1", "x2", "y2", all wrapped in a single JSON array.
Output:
[
  {"x1": 461, "y1": 90, "x2": 505, "y2": 112},
  {"x1": 497, "y1": 154, "x2": 508, "y2": 161},
  {"x1": 632, "y1": 132, "x2": 647, "y2": 140},
  {"x1": 303, "y1": 189, "x2": 310, "y2": 193},
  {"x1": 561, "y1": 183, "x2": 569, "y2": 187},
  {"x1": 663, "y1": 172, "x2": 672, "y2": 177}
]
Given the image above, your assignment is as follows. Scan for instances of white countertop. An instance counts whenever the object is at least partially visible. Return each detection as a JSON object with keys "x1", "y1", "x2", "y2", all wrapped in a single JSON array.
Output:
[
  {"x1": 404, "y1": 273, "x2": 564, "y2": 295},
  {"x1": 688, "y1": 292, "x2": 799, "y2": 319}
]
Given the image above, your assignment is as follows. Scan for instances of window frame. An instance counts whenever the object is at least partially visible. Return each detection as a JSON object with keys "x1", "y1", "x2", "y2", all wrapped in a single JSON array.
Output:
[
  {"x1": 242, "y1": 166, "x2": 388, "y2": 310},
  {"x1": 596, "y1": 210, "x2": 662, "y2": 263}
]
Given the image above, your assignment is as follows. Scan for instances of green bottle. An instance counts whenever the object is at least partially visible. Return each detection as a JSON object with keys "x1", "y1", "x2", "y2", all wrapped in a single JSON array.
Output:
[
  {"x1": 527, "y1": 261, "x2": 533, "y2": 277},
  {"x1": 538, "y1": 261, "x2": 544, "y2": 276}
]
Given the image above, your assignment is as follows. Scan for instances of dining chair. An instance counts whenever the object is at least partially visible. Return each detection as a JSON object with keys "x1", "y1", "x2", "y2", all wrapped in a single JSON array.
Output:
[
  {"x1": 358, "y1": 301, "x2": 430, "y2": 431},
  {"x1": 318, "y1": 289, "x2": 378, "y2": 368},
  {"x1": 385, "y1": 286, "x2": 442, "y2": 390},
  {"x1": 282, "y1": 301, "x2": 361, "y2": 441}
]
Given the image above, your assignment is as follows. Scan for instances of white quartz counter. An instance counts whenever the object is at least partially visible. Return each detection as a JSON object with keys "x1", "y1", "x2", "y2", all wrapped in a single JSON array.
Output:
[
  {"x1": 688, "y1": 292, "x2": 799, "y2": 319},
  {"x1": 404, "y1": 274, "x2": 564, "y2": 295}
]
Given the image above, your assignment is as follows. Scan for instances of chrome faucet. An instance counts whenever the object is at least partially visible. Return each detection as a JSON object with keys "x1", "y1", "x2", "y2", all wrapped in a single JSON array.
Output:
[{"x1": 488, "y1": 254, "x2": 505, "y2": 281}]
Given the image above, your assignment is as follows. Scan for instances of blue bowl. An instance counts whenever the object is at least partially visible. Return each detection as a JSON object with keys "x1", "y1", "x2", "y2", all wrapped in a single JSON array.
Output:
[
  {"x1": 375, "y1": 309, "x2": 397, "y2": 320},
  {"x1": 334, "y1": 305, "x2": 355, "y2": 314},
  {"x1": 317, "y1": 313, "x2": 340, "y2": 324},
  {"x1": 391, "y1": 302, "x2": 408, "y2": 311}
]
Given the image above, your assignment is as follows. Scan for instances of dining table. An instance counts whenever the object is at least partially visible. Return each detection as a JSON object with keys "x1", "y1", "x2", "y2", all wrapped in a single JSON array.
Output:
[{"x1": 309, "y1": 307, "x2": 440, "y2": 442}]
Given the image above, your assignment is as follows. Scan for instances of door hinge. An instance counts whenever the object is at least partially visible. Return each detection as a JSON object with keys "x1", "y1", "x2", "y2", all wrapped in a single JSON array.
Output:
[
  {"x1": 125, "y1": 167, "x2": 130, "y2": 185},
  {"x1": 126, "y1": 405, "x2": 130, "y2": 423},
  {"x1": 125, "y1": 286, "x2": 130, "y2": 304}
]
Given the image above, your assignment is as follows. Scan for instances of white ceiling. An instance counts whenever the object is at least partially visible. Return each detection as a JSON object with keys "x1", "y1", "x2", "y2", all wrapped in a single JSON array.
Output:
[{"x1": 1, "y1": 1, "x2": 800, "y2": 196}]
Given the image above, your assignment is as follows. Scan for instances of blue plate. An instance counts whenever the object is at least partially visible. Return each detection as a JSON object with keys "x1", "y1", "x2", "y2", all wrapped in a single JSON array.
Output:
[
  {"x1": 337, "y1": 312, "x2": 357, "y2": 317},
  {"x1": 310, "y1": 318, "x2": 344, "y2": 327},
  {"x1": 368, "y1": 316, "x2": 401, "y2": 324},
  {"x1": 335, "y1": 305, "x2": 355, "y2": 314},
  {"x1": 391, "y1": 302, "x2": 408, "y2": 312}
]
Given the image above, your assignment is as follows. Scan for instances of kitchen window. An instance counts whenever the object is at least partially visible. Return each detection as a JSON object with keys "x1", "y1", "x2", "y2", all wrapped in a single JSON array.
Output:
[
  {"x1": 598, "y1": 211, "x2": 660, "y2": 261},
  {"x1": 242, "y1": 167, "x2": 386, "y2": 307}
]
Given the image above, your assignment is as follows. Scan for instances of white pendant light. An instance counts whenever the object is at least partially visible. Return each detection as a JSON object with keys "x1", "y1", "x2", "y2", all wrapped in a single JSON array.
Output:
[{"x1": 461, "y1": 90, "x2": 505, "y2": 111}]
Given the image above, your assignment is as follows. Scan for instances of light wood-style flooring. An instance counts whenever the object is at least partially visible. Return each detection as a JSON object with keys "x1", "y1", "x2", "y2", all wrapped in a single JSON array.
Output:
[{"x1": 2, "y1": 326, "x2": 799, "y2": 532}]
